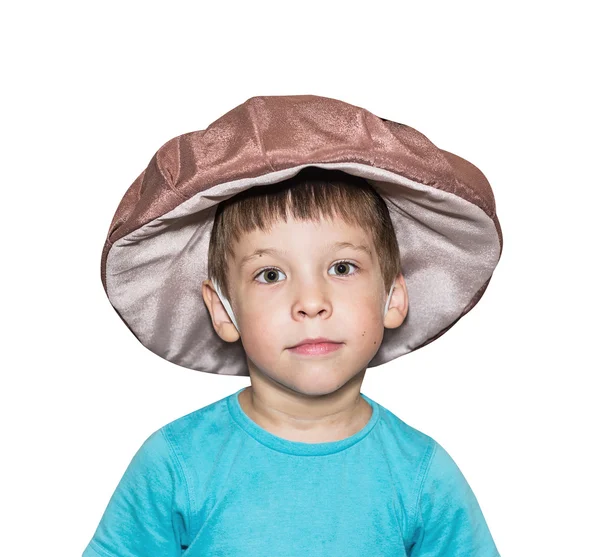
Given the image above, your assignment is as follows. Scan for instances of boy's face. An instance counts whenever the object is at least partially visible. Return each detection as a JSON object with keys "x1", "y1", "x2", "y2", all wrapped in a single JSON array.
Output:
[{"x1": 207, "y1": 214, "x2": 406, "y2": 398}]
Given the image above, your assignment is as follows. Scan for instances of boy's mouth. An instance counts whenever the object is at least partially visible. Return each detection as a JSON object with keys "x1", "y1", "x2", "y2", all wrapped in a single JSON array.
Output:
[
  {"x1": 288, "y1": 343, "x2": 343, "y2": 356},
  {"x1": 289, "y1": 337, "x2": 341, "y2": 349},
  {"x1": 287, "y1": 338, "x2": 344, "y2": 356}
]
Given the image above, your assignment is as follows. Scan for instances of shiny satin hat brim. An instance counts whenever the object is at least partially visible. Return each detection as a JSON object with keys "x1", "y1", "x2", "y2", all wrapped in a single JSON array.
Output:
[{"x1": 101, "y1": 95, "x2": 503, "y2": 376}]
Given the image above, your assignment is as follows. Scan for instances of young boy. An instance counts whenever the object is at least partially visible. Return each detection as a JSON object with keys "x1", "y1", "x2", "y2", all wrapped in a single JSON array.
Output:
[{"x1": 84, "y1": 95, "x2": 502, "y2": 556}]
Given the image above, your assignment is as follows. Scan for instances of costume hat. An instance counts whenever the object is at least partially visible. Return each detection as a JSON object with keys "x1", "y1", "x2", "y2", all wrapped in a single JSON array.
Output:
[{"x1": 101, "y1": 95, "x2": 503, "y2": 376}]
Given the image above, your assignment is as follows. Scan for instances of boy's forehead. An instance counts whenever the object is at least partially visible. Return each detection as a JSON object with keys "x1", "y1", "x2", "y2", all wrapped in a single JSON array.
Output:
[{"x1": 234, "y1": 218, "x2": 374, "y2": 264}]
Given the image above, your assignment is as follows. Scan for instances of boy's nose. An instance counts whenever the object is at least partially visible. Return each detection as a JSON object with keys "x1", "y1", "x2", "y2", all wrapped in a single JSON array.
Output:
[{"x1": 291, "y1": 286, "x2": 333, "y2": 320}]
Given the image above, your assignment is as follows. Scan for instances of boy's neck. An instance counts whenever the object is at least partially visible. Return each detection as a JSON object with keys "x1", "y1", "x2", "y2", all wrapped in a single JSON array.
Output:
[{"x1": 237, "y1": 379, "x2": 372, "y2": 444}]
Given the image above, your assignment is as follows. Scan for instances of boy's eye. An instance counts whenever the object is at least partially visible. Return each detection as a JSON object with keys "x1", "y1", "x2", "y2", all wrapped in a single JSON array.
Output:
[{"x1": 254, "y1": 261, "x2": 360, "y2": 284}]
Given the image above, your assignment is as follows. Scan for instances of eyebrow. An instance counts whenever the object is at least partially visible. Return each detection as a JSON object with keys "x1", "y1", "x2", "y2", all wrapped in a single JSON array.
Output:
[{"x1": 240, "y1": 241, "x2": 372, "y2": 268}]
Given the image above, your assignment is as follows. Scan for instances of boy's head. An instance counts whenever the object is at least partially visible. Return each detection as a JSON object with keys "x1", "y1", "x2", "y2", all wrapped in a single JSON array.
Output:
[{"x1": 202, "y1": 167, "x2": 408, "y2": 395}]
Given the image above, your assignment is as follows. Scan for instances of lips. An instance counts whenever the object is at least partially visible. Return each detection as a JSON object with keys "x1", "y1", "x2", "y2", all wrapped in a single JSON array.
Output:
[
  {"x1": 287, "y1": 338, "x2": 343, "y2": 356},
  {"x1": 290, "y1": 337, "x2": 340, "y2": 348}
]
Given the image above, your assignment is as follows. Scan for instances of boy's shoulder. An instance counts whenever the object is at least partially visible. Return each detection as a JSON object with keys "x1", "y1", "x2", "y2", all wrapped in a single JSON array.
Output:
[
  {"x1": 377, "y1": 400, "x2": 437, "y2": 451},
  {"x1": 374, "y1": 398, "x2": 439, "y2": 481},
  {"x1": 158, "y1": 391, "x2": 233, "y2": 448}
]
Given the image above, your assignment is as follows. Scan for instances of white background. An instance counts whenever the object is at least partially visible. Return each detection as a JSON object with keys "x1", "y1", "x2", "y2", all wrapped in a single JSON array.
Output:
[{"x1": 2, "y1": 1, "x2": 598, "y2": 555}]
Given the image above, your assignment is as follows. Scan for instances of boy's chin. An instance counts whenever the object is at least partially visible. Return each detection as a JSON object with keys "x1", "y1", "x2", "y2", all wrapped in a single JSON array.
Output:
[{"x1": 280, "y1": 372, "x2": 364, "y2": 399}]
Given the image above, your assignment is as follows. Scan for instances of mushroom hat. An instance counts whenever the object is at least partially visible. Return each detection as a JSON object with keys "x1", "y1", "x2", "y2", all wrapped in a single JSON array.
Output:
[{"x1": 101, "y1": 94, "x2": 503, "y2": 376}]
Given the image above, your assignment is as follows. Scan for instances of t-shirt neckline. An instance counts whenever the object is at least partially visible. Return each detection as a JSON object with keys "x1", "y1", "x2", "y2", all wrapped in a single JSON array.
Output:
[{"x1": 227, "y1": 387, "x2": 380, "y2": 456}]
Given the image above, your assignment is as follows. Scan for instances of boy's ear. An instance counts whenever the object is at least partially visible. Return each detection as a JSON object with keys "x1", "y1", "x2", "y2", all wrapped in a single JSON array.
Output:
[
  {"x1": 383, "y1": 273, "x2": 409, "y2": 330},
  {"x1": 201, "y1": 279, "x2": 240, "y2": 343}
]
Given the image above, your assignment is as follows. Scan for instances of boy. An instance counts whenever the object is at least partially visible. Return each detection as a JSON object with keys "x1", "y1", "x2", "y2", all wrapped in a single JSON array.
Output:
[{"x1": 84, "y1": 95, "x2": 502, "y2": 556}]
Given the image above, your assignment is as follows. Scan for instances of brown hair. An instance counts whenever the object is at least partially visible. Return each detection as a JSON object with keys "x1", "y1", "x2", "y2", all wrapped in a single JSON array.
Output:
[{"x1": 207, "y1": 167, "x2": 402, "y2": 302}]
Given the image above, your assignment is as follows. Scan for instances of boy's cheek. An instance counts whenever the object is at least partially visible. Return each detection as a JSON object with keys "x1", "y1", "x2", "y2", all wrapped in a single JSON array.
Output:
[{"x1": 240, "y1": 328, "x2": 282, "y2": 361}]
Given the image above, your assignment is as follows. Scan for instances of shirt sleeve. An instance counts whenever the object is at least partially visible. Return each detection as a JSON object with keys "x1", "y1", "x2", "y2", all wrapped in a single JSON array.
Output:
[
  {"x1": 408, "y1": 440, "x2": 500, "y2": 556},
  {"x1": 82, "y1": 429, "x2": 189, "y2": 557}
]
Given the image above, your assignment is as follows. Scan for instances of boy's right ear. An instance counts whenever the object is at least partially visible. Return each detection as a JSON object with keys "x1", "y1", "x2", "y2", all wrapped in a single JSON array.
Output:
[{"x1": 201, "y1": 279, "x2": 241, "y2": 343}]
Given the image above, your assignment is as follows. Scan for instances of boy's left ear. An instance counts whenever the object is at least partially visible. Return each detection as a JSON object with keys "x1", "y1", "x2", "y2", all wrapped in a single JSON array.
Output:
[{"x1": 383, "y1": 273, "x2": 409, "y2": 329}]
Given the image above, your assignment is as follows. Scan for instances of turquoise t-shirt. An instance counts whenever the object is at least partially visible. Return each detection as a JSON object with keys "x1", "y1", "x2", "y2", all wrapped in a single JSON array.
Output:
[{"x1": 83, "y1": 388, "x2": 500, "y2": 556}]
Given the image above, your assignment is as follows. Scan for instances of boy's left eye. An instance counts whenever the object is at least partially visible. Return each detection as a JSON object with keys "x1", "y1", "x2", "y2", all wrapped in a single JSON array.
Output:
[{"x1": 254, "y1": 260, "x2": 360, "y2": 284}]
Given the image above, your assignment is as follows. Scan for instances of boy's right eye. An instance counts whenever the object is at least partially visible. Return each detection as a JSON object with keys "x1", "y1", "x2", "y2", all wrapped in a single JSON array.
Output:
[{"x1": 254, "y1": 267, "x2": 284, "y2": 284}]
